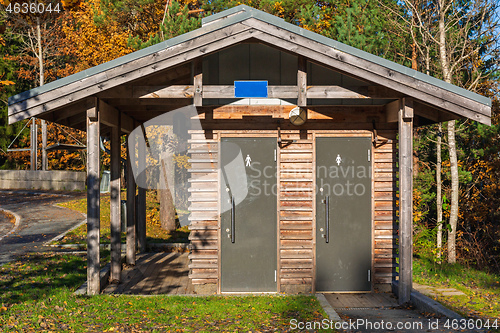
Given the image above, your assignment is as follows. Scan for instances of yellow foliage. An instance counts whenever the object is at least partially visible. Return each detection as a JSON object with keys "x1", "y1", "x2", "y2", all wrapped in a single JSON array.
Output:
[
  {"x1": 273, "y1": 2, "x2": 284, "y2": 15},
  {"x1": 61, "y1": 0, "x2": 133, "y2": 71},
  {"x1": 413, "y1": 188, "x2": 424, "y2": 224},
  {"x1": 174, "y1": 154, "x2": 190, "y2": 169}
]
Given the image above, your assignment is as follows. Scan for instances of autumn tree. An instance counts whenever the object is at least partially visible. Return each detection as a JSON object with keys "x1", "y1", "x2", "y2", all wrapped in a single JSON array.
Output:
[
  {"x1": 0, "y1": 20, "x2": 29, "y2": 168},
  {"x1": 61, "y1": 0, "x2": 132, "y2": 71},
  {"x1": 0, "y1": 0, "x2": 86, "y2": 170},
  {"x1": 208, "y1": 0, "x2": 407, "y2": 65},
  {"x1": 128, "y1": 1, "x2": 201, "y2": 50},
  {"x1": 401, "y1": 0, "x2": 499, "y2": 263}
]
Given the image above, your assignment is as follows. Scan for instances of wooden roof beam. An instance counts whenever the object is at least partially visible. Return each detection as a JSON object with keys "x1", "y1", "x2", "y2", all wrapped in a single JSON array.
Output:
[
  {"x1": 100, "y1": 85, "x2": 398, "y2": 100},
  {"x1": 99, "y1": 99, "x2": 135, "y2": 134},
  {"x1": 108, "y1": 98, "x2": 192, "y2": 106},
  {"x1": 386, "y1": 99, "x2": 463, "y2": 124}
]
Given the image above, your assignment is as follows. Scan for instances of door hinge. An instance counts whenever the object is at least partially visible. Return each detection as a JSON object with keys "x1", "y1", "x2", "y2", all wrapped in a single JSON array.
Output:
[
  {"x1": 368, "y1": 149, "x2": 371, "y2": 162},
  {"x1": 274, "y1": 149, "x2": 277, "y2": 162},
  {"x1": 368, "y1": 269, "x2": 371, "y2": 282},
  {"x1": 275, "y1": 270, "x2": 277, "y2": 282}
]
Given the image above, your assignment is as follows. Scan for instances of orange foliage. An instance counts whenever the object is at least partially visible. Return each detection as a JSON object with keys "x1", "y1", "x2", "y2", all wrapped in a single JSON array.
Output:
[
  {"x1": 7, "y1": 120, "x2": 86, "y2": 171},
  {"x1": 61, "y1": 0, "x2": 133, "y2": 71}
]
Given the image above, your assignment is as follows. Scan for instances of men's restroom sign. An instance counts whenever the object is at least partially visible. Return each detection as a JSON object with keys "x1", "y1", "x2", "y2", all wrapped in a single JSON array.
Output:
[{"x1": 245, "y1": 154, "x2": 252, "y2": 167}]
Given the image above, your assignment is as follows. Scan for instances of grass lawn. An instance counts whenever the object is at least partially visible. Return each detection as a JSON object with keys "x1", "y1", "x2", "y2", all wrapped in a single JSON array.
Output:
[
  {"x1": 414, "y1": 256, "x2": 500, "y2": 324},
  {"x1": 0, "y1": 253, "x2": 329, "y2": 332},
  {"x1": 56, "y1": 190, "x2": 190, "y2": 246}
]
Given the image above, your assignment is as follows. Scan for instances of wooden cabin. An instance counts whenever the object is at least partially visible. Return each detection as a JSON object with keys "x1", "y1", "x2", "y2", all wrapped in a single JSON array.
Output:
[{"x1": 8, "y1": 6, "x2": 491, "y2": 302}]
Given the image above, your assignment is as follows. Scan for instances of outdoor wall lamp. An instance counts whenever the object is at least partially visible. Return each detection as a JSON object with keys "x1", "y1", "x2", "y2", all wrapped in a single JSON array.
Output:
[{"x1": 289, "y1": 107, "x2": 307, "y2": 126}]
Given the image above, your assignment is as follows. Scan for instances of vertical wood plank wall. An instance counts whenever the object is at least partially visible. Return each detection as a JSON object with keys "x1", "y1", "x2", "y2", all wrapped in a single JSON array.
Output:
[{"x1": 187, "y1": 128, "x2": 398, "y2": 293}]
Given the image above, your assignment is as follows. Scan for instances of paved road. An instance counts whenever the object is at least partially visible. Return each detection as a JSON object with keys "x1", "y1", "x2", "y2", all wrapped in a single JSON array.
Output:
[{"x1": 0, "y1": 190, "x2": 86, "y2": 265}]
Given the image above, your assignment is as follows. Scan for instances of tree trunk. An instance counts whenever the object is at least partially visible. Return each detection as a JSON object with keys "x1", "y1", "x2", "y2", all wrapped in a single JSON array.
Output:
[
  {"x1": 437, "y1": 2, "x2": 459, "y2": 264},
  {"x1": 37, "y1": 17, "x2": 48, "y2": 171},
  {"x1": 436, "y1": 123, "x2": 443, "y2": 262},
  {"x1": 447, "y1": 120, "x2": 459, "y2": 263},
  {"x1": 159, "y1": 188, "x2": 176, "y2": 232},
  {"x1": 36, "y1": 17, "x2": 44, "y2": 86},
  {"x1": 160, "y1": 154, "x2": 176, "y2": 232},
  {"x1": 411, "y1": 10, "x2": 418, "y2": 71},
  {"x1": 160, "y1": 0, "x2": 171, "y2": 41}
]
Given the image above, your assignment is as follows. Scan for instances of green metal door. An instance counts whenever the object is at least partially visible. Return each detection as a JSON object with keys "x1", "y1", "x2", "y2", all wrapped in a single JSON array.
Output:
[
  {"x1": 315, "y1": 137, "x2": 372, "y2": 292},
  {"x1": 220, "y1": 137, "x2": 277, "y2": 292}
]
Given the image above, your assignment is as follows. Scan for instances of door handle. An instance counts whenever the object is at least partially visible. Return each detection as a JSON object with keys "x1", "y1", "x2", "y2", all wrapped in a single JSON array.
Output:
[
  {"x1": 231, "y1": 196, "x2": 235, "y2": 243},
  {"x1": 325, "y1": 195, "x2": 329, "y2": 243}
]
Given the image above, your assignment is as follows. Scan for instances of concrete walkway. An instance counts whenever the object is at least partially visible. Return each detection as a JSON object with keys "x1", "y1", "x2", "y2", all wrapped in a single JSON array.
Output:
[
  {"x1": 321, "y1": 292, "x2": 477, "y2": 332},
  {"x1": 0, "y1": 209, "x2": 15, "y2": 239},
  {"x1": 0, "y1": 190, "x2": 86, "y2": 266},
  {"x1": 414, "y1": 282, "x2": 466, "y2": 297}
]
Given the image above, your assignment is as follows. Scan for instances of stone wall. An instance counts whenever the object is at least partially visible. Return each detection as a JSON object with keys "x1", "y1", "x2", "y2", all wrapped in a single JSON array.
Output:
[{"x1": 0, "y1": 170, "x2": 85, "y2": 191}]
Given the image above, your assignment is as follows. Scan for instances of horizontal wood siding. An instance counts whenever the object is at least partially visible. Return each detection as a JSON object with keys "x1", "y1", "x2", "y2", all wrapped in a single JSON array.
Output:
[
  {"x1": 186, "y1": 107, "x2": 398, "y2": 292},
  {"x1": 188, "y1": 131, "x2": 219, "y2": 285},
  {"x1": 279, "y1": 132, "x2": 314, "y2": 288},
  {"x1": 373, "y1": 130, "x2": 398, "y2": 285}
]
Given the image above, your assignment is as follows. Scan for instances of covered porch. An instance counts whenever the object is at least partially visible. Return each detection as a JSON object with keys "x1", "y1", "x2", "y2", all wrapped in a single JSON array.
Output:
[{"x1": 102, "y1": 252, "x2": 194, "y2": 295}]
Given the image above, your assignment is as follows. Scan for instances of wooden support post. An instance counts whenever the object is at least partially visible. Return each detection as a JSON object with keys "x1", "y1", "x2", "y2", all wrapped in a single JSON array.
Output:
[
  {"x1": 86, "y1": 98, "x2": 100, "y2": 295},
  {"x1": 30, "y1": 118, "x2": 37, "y2": 171},
  {"x1": 398, "y1": 97, "x2": 413, "y2": 304},
  {"x1": 193, "y1": 58, "x2": 203, "y2": 107},
  {"x1": 126, "y1": 134, "x2": 136, "y2": 265},
  {"x1": 297, "y1": 56, "x2": 307, "y2": 107},
  {"x1": 110, "y1": 115, "x2": 122, "y2": 282},
  {"x1": 41, "y1": 120, "x2": 47, "y2": 171},
  {"x1": 137, "y1": 137, "x2": 147, "y2": 253}
]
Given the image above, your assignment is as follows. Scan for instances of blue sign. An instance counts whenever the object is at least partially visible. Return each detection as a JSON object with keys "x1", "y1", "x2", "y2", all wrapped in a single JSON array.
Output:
[{"x1": 234, "y1": 81, "x2": 268, "y2": 98}]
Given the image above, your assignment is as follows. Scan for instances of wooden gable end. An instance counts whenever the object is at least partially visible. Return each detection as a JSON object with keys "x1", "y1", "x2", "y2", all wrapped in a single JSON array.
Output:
[{"x1": 8, "y1": 12, "x2": 491, "y2": 127}]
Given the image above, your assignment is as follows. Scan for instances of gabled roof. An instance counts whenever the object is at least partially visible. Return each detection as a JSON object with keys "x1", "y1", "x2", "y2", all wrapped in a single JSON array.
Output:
[{"x1": 8, "y1": 5, "x2": 491, "y2": 126}]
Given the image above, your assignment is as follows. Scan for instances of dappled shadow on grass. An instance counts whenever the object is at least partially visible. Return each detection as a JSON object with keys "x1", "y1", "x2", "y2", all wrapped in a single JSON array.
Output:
[
  {"x1": 0, "y1": 253, "x2": 86, "y2": 306},
  {"x1": 1, "y1": 267, "x2": 328, "y2": 332},
  {"x1": 108, "y1": 295, "x2": 328, "y2": 332}
]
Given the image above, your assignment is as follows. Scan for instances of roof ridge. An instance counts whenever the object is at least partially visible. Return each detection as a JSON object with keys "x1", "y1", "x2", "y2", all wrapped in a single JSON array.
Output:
[{"x1": 8, "y1": 4, "x2": 491, "y2": 109}]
